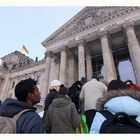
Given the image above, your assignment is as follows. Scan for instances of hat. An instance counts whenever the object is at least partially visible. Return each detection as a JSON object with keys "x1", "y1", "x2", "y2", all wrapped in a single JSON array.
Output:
[
  {"x1": 80, "y1": 77, "x2": 87, "y2": 82},
  {"x1": 50, "y1": 80, "x2": 61, "y2": 87}
]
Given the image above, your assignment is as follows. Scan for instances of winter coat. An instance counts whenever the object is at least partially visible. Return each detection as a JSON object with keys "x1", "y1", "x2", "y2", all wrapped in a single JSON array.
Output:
[
  {"x1": 0, "y1": 98, "x2": 43, "y2": 133},
  {"x1": 80, "y1": 78, "x2": 107, "y2": 111},
  {"x1": 44, "y1": 89, "x2": 59, "y2": 111},
  {"x1": 69, "y1": 84, "x2": 81, "y2": 113},
  {"x1": 90, "y1": 90, "x2": 140, "y2": 133},
  {"x1": 44, "y1": 95, "x2": 81, "y2": 133}
]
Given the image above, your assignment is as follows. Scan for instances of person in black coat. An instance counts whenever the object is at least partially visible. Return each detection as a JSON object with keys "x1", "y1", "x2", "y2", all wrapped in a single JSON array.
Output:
[
  {"x1": 68, "y1": 81, "x2": 82, "y2": 114},
  {"x1": 43, "y1": 80, "x2": 61, "y2": 119}
]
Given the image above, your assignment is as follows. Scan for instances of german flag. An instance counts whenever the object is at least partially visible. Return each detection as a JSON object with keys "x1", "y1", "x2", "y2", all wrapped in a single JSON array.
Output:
[{"x1": 22, "y1": 45, "x2": 29, "y2": 54}]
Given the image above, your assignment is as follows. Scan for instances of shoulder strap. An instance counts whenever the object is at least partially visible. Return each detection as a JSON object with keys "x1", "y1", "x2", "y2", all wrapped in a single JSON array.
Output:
[
  {"x1": 99, "y1": 110, "x2": 114, "y2": 120},
  {"x1": 13, "y1": 109, "x2": 32, "y2": 120}
]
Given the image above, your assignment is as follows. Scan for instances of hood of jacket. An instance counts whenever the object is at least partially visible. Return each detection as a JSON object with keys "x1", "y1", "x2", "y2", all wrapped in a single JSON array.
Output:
[
  {"x1": 51, "y1": 95, "x2": 72, "y2": 107},
  {"x1": 0, "y1": 98, "x2": 36, "y2": 117},
  {"x1": 96, "y1": 90, "x2": 140, "y2": 115}
]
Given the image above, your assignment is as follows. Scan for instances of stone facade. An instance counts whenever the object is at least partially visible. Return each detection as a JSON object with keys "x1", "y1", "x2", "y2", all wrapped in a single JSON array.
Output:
[
  {"x1": 42, "y1": 6, "x2": 140, "y2": 85},
  {"x1": 0, "y1": 51, "x2": 46, "y2": 111},
  {"x1": 1, "y1": 7, "x2": 140, "y2": 111}
]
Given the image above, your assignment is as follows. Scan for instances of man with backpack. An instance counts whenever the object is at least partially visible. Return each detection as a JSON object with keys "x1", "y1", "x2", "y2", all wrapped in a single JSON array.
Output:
[
  {"x1": 0, "y1": 78, "x2": 43, "y2": 133},
  {"x1": 90, "y1": 89, "x2": 140, "y2": 133}
]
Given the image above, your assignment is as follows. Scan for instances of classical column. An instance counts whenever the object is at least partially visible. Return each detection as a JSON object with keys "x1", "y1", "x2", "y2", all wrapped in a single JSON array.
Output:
[
  {"x1": 124, "y1": 22, "x2": 140, "y2": 84},
  {"x1": 49, "y1": 53, "x2": 60, "y2": 88},
  {"x1": 67, "y1": 50, "x2": 78, "y2": 86},
  {"x1": 41, "y1": 52, "x2": 52, "y2": 103},
  {"x1": 98, "y1": 30, "x2": 117, "y2": 82},
  {"x1": 59, "y1": 47, "x2": 67, "y2": 85},
  {"x1": 78, "y1": 42, "x2": 86, "y2": 80},
  {"x1": 85, "y1": 47, "x2": 93, "y2": 80}
]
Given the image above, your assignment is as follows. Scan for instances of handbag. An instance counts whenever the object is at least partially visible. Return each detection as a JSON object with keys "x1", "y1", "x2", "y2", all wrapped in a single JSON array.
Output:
[{"x1": 75, "y1": 115, "x2": 89, "y2": 133}]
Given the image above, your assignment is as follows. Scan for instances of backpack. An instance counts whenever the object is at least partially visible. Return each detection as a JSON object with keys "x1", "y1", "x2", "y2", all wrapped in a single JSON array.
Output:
[
  {"x1": 0, "y1": 109, "x2": 31, "y2": 133},
  {"x1": 99, "y1": 110, "x2": 140, "y2": 133}
]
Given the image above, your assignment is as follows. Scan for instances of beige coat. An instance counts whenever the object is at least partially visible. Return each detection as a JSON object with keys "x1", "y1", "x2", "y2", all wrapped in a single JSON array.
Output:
[{"x1": 80, "y1": 78, "x2": 107, "y2": 111}]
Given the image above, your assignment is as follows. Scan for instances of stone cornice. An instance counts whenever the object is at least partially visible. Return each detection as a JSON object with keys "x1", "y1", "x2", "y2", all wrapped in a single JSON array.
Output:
[
  {"x1": 42, "y1": 7, "x2": 138, "y2": 47},
  {"x1": 10, "y1": 69, "x2": 44, "y2": 81},
  {"x1": 11, "y1": 59, "x2": 45, "y2": 73}
]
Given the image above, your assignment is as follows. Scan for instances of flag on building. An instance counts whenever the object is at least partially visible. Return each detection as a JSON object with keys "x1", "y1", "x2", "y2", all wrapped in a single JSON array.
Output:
[{"x1": 22, "y1": 45, "x2": 29, "y2": 54}]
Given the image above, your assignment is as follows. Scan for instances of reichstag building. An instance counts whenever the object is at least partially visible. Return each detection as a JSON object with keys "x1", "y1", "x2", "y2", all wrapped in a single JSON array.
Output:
[{"x1": 0, "y1": 7, "x2": 140, "y2": 110}]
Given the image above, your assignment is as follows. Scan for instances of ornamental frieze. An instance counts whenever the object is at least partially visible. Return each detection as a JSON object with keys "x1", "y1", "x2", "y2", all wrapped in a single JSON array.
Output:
[{"x1": 42, "y1": 7, "x2": 139, "y2": 46}]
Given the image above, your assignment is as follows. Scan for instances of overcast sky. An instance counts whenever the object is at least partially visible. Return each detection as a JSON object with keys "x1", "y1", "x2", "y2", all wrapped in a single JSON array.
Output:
[{"x1": 0, "y1": 7, "x2": 84, "y2": 60}]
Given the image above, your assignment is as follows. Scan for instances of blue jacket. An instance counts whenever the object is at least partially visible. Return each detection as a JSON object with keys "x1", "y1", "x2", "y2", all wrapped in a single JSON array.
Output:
[
  {"x1": 0, "y1": 98, "x2": 43, "y2": 133},
  {"x1": 90, "y1": 90, "x2": 140, "y2": 134}
]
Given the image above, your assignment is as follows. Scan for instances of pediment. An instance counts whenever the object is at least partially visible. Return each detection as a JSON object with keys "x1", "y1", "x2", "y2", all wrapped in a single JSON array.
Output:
[{"x1": 42, "y1": 6, "x2": 137, "y2": 46}]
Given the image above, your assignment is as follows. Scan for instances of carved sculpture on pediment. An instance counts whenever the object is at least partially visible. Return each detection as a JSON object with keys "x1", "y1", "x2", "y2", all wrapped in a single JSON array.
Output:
[{"x1": 43, "y1": 7, "x2": 138, "y2": 46}]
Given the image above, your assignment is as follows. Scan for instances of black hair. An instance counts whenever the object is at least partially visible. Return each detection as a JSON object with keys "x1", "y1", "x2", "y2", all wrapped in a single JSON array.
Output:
[
  {"x1": 92, "y1": 73, "x2": 98, "y2": 80},
  {"x1": 15, "y1": 78, "x2": 37, "y2": 102},
  {"x1": 60, "y1": 84, "x2": 64, "y2": 88},
  {"x1": 59, "y1": 86, "x2": 68, "y2": 96},
  {"x1": 107, "y1": 79, "x2": 127, "y2": 91}
]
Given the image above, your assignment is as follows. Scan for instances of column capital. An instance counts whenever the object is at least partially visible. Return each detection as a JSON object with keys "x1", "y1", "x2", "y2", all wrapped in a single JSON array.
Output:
[
  {"x1": 52, "y1": 52, "x2": 58, "y2": 57},
  {"x1": 97, "y1": 29, "x2": 108, "y2": 38},
  {"x1": 123, "y1": 21, "x2": 135, "y2": 31},
  {"x1": 44, "y1": 51, "x2": 53, "y2": 58},
  {"x1": 51, "y1": 52, "x2": 59, "y2": 61},
  {"x1": 78, "y1": 39, "x2": 87, "y2": 46},
  {"x1": 60, "y1": 45, "x2": 69, "y2": 52}
]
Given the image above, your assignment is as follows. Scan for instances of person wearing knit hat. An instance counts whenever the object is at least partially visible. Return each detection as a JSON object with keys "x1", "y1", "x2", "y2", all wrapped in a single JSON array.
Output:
[
  {"x1": 80, "y1": 77, "x2": 87, "y2": 86},
  {"x1": 50, "y1": 80, "x2": 61, "y2": 90},
  {"x1": 43, "y1": 79, "x2": 61, "y2": 120}
]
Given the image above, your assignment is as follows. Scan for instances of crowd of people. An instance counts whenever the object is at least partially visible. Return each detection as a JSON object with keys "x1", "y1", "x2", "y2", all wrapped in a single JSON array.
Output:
[{"x1": 0, "y1": 74, "x2": 140, "y2": 133}]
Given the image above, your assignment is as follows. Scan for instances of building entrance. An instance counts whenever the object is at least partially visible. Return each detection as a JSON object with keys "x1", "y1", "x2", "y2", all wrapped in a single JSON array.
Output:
[{"x1": 91, "y1": 45, "x2": 136, "y2": 82}]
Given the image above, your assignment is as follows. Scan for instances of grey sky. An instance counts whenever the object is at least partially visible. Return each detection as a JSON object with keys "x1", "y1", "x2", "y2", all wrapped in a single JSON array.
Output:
[{"x1": 0, "y1": 7, "x2": 84, "y2": 60}]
